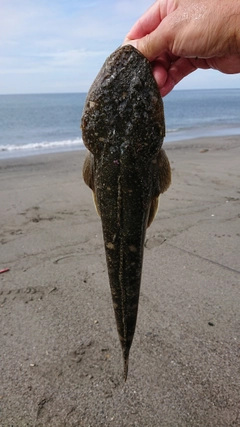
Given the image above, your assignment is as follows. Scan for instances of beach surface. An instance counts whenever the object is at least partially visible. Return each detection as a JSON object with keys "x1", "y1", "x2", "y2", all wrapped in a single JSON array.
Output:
[{"x1": 1, "y1": 136, "x2": 240, "y2": 427}]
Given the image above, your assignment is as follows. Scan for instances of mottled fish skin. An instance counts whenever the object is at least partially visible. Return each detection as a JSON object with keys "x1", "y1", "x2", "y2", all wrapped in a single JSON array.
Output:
[{"x1": 81, "y1": 45, "x2": 171, "y2": 380}]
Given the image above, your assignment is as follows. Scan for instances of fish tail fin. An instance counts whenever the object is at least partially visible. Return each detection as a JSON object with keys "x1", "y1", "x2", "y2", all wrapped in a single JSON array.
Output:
[{"x1": 123, "y1": 348, "x2": 130, "y2": 381}]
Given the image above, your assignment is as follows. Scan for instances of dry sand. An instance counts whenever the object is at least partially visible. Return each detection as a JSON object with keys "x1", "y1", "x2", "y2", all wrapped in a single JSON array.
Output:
[{"x1": 0, "y1": 136, "x2": 240, "y2": 427}]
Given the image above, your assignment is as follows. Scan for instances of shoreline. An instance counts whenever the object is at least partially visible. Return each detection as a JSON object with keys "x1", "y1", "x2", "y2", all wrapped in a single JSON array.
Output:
[
  {"x1": 1, "y1": 131, "x2": 240, "y2": 161},
  {"x1": 1, "y1": 134, "x2": 240, "y2": 426}
]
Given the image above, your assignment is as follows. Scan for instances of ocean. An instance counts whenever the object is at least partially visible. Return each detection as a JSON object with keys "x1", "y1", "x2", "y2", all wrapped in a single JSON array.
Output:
[{"x1": 0, "y1": 89, "x2": 239, "y2": 159}]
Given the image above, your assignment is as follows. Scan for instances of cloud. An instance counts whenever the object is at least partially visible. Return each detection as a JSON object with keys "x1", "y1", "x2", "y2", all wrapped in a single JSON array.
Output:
[
  {"x1": 0, "y1": 48, "x2": 106, "y2": 71},
  {"x1": 114, "y1": 0, "x2": 152, "y2": 18}
]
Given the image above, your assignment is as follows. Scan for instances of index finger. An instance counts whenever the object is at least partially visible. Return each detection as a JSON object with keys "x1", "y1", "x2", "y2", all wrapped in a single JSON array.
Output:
[{"x1": 125, "y1": 1, "x2": 162, "y2": 41}]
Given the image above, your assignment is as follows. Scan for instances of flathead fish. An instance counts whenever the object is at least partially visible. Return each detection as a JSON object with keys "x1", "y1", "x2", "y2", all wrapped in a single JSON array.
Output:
[{"x1": 81, "y1": 45, "x2": 171, "y2": 380}]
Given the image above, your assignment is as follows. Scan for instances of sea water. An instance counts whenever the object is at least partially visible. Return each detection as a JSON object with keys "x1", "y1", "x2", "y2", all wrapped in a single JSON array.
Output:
[{"x1": 0, "y1": 89, "x2": 239, "y2": 159}]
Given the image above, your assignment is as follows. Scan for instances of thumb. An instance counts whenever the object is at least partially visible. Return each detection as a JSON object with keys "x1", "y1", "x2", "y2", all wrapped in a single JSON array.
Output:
[{"x1": 123, "y1": 23, "x2": 171, "y2": 62}]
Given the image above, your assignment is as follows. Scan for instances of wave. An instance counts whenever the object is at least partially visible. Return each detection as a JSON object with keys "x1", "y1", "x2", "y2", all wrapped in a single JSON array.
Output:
[
  {"x1": 0, "y1": 137, "x2": 84, "y2": 152},
  {"x1": 167, "y1": 127, "x2": 181, "y2": 133}
]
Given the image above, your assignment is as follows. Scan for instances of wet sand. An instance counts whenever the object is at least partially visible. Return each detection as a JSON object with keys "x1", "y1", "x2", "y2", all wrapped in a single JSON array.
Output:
[{"x1": 0, "y1": 136, "x2": 240, "y2": 426}]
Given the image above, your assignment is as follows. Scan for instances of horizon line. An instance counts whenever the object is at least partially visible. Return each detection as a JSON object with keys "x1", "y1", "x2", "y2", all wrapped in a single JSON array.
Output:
[{"x1": 1, "y1": 87, "x2": 240, "y2": 96}]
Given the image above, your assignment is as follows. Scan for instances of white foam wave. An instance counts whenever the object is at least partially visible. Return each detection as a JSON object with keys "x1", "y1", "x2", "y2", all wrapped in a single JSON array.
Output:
[
  {"x1": 167, "y1": 128, "x2": 179, "y2": 133},
  {"x1": 0, "y1": 137, "x2": 84, "y2": 152}
]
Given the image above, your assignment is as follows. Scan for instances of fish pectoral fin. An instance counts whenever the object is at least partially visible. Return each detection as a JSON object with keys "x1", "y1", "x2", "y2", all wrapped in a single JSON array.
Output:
[
  {"x1": 156, "y1": 148, "x2": 171, "y2": 194},
  {"x1": 83, "y1": 150, "x2": 95, "y2": 190},
  {"x1": 92, "y1": 192, "x2": 101, "y2": 216},
  {"x1": 147, "y1": 148, "x2": 171, "y2": 228},
  {"x1": 82, "y1": 150, "x2": 101, "y2": 216},
  {"x1": 147, "y1": 196, "x2": 159, "y2": 228}
]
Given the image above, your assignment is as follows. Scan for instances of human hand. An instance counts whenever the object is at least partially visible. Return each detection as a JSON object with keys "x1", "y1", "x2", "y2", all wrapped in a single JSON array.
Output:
[{"x1": 124, "y1": 0, "x2": 240, "y2": 96}]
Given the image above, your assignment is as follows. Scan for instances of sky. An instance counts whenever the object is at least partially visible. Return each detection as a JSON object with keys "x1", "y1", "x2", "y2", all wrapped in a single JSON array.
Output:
[{"x1": 1, "y1": 0, "x2": 240, "y2": 95}]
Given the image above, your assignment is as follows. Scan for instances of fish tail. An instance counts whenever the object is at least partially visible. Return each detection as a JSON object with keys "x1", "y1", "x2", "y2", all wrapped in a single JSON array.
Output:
[{"x1": 123, "y1": 347, "x2": 130, "y2": 381}]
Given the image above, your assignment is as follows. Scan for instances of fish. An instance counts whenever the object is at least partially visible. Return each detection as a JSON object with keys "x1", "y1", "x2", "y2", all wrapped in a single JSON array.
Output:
[{"x1": 81, "y1": 44, "x2": 171, "y2": 380}]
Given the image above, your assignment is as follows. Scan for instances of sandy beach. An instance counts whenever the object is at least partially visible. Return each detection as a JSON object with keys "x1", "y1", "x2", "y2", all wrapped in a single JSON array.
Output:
[{"x1": 1, "y1": 136, "x2": 240, "y2": 426}]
